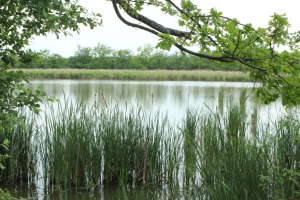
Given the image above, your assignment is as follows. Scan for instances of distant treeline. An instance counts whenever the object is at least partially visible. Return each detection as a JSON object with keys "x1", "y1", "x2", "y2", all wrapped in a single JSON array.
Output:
[{"x1": 4, "y1": 43, "x2": 246, "y2": 71}]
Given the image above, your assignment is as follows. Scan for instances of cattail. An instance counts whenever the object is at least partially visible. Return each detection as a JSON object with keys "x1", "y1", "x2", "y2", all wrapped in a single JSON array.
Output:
[
  {"x1": 94, "y1": 92, "x2": 97, "y2": 108},
  {"x1": 100, "y1": 91, "x2": 108, "y2": 109}
]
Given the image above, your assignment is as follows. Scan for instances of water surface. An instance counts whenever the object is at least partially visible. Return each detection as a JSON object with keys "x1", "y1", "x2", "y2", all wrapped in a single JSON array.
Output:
[
  {"x1": 4, "y1": 80, "x2": 284, "y2": 199},
  {"x1": 26, "y1": 80, "x2": 283, "y2": 123}
]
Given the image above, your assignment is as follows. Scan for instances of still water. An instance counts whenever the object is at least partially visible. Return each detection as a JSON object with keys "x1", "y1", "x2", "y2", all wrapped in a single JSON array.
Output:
[
  {"x1": 27, "y1": 80, "x2": 282, "y2": 123},
  {"x1": 4, "y1": 80, "x2": 283, "y2": 199}
]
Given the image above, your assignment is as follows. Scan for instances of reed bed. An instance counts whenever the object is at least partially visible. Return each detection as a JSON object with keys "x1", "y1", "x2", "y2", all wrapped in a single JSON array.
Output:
[
  {"x1": 15, "y1": 69, "x2": 252, "y2": 82},
  {"x1": 0, "y1": 110, "x2": 38, "y2": 184},
  {"x1": 1, "y1": 95, "x2": 300, "y2": 199},
  {"x1": 40, "y1": 97, "x2": 174, "y2": 191}
]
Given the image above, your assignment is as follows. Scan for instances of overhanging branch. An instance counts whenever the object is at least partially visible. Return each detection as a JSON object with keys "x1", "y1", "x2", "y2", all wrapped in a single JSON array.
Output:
[{"x1": 114, "y1": 0, "x2": 193, "y2": 40}]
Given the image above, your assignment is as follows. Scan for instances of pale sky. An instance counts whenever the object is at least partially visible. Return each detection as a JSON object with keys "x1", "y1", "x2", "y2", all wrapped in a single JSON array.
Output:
[{"x1": 28, "y1": 0, "x2": 300, "y2": 57}]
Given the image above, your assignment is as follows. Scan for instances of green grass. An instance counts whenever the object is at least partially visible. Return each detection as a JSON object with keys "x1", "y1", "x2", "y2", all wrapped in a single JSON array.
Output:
[
  {"x1": 0, "y1": 109, "x2": 38, "y2": 184},
  {"x1": 19, "y1": 69, "x2": 252, "y2": 82},
  {"x1": 1, "y1": 95, "x2": 300, "y2": 199}
]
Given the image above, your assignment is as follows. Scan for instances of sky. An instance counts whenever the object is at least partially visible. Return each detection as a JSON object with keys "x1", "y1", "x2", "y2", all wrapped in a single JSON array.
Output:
[{"x1": 28, "y1": 0, "x2": 300, "y2": 57}]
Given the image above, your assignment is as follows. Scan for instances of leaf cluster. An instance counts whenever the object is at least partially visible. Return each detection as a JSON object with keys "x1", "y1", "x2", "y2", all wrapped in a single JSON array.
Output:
[
  {"x1": 110, "y1": 0, "x2": 300, "y2": 106},
  {"x1": 0, "y1": 0, "x2": 102, "y2": 170}
]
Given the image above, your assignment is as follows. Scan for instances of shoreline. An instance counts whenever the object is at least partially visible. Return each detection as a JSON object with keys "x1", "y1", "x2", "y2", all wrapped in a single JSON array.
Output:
[{"x1": 12, "y1": 69, "x2": 252, "y2": 82}]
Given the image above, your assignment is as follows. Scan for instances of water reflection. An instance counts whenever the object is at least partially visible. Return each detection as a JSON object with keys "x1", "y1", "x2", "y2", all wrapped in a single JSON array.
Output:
[{"x1": 25, "y1": 80, "x2": 283, "y2": 123}]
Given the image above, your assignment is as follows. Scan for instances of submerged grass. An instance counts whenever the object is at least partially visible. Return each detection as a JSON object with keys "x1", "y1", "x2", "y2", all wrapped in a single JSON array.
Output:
[
  {"x1": 16, "y1": 69, "x2": 252, "y2": 82},
  {"x1": 1, "y1": 94, "x2": 300, "y2": 199}
]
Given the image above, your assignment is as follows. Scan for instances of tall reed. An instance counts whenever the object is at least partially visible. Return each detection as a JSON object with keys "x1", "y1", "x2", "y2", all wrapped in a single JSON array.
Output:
[
  {"x1": 40, "y1": 97, "x2": 169, "y2": 191},
  {"x1": 0, "y1": 110, "x2": 38, "y2": 184},
  {"x1": 3, "y1": 93, "x2": 300, "y2": 200},
  {"x1": 218, "y1": 86, "x2": 225, "y2": 114},
  {"x1": 192, "y1": 104, "x2": 269, "y2": 199}
]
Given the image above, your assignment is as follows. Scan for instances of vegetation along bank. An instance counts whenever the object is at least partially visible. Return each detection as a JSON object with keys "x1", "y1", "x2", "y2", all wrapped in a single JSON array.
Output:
[{"x1": 16, "y1": 69, "x2": 252, "y2": 82}]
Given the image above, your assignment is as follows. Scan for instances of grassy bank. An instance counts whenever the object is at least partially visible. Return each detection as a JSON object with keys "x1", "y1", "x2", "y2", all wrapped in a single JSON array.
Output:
[
  {"x1": 16, "y1": 69, "x2": 252, "y2": 82},
  {"x1": 1, "y1": 92, "x2": 300, "y2": 199}
]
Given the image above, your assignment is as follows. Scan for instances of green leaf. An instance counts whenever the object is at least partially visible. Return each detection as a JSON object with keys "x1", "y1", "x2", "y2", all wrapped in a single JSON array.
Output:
[
  {"x1": 0, "y1": 163, "x2": 5, "y2": 170},
  {"x1": 245, "y1": 39, "x2": 251, "y2": 46},
  {"x1": 21, "y1": 121, "x2": 26, "y2": 132},
  {"x1": 3, "y1": 139, "x2": 10, "y2": 147},
  {"x1": 17, "y1": 85, "x2": 26, "y2": 92},
  {"x1": 12, "y1": 111, "x2": 18, "y2": 118},
  {"x1": 178, "y1": 20, "x2": 185, "y2": 27}
]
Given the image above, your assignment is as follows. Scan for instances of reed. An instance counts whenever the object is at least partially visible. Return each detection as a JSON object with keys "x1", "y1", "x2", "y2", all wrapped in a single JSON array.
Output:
[
  {"x1": 100, "y1": 91, "x2": 108, "y2": 109},
  {"x1": 38, "y1": 97, "x2": 172, "y2": 191},
  {"x1": 2, "y1": 93, "x2": 300, "y2": 200},
  {"x1": 17, "y1": 69, "x2": 252, "y2": 82},
  {"x1": 0, "y1": 110, "x2": 38, "y2": 184},
  {"x1": 218, "y1": 86, "x2": 225, "y2": 114},
  {"x1": 190, "y1": 104, "x2": 267, "y2": 199},
  {"x1": 182, "y1": 109, "x2": 198, "y2": 187}
]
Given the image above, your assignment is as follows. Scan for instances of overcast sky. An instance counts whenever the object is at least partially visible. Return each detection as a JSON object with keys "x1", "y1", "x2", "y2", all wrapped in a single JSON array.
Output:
[{"x1": 28, "y1": 0, "x2": 300, "y2": 57}]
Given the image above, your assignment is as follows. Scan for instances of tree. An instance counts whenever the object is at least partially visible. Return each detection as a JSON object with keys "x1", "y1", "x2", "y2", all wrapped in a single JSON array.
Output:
[
  {"x1": 34, "y1": 49, "x2": 51, "y2": 69},
  {"x1": 135, "y1": 43, "x2": 154, "y2": 69},
  {"x1": 0, "y1": 0, "x2": 101, "y2": 166},
  {"x1": 114, "y1": 49, "x2": 134, "y2": 69},
  {"x1": 109, "y1": 0, "x2": 300, "y2": 106},
  {"x1": 168, "y1": 51, "x2": 189, "y2": 70},
  {"x1": 149, "y1": 50, "x2": 168, "y2": 70},
  {"x1": 48, "y1": 53, "x2": 68, "y2": 68},
  {"x1": 68, "y1": 45, "x2": 94, "y2": 69},
  {"x1": 91, "y1": 43, "x2": 115, "y2": 69}
]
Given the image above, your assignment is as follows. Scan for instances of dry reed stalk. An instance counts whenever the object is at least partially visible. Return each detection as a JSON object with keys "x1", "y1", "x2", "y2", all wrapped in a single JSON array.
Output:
[
  {"x1": 137, "y1": 106, "x2": 142, "y2": 115},
  {"x1": 94, "y1": 92, "x2": 97, "y2": 108},
  {"x1": 100, "y1": 91, "x2": 108, "y2": 109}
]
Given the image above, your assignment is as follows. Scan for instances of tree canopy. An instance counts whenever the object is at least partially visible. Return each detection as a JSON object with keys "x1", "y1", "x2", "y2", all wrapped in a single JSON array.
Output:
[
  {"x1": 109, "y1": 0, "x2": 300, "y2": 106},
  {"x1": 0, "y1": 0, "x2": 101, "y2": 132}
]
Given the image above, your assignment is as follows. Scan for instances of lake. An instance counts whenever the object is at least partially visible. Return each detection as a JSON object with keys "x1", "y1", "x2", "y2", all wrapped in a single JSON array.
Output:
[
  {"x1": 26, "y1": 80, "x2": 283, "y2": 124},
  {"x1": 3, "y1": 80, "x2": 285, "y2": 200}
]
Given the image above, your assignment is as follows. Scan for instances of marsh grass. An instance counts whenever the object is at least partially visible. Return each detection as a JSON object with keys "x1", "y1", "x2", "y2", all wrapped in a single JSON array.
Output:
[
  {"x1": 39, "y1": 97, "x2": 172, "y2": 192},
  {"x1": 16, "y1": 69, "x2": 252, "y2": 82},
  {"x1": 218, "y1": 86, "x2": 225, "y2": 114},
  {"x1": 0, "y1": 110, "x2": 38, "y2": 184},
  {"x1": 1, "y1": 94, "x2": 300, "y2": 199}
]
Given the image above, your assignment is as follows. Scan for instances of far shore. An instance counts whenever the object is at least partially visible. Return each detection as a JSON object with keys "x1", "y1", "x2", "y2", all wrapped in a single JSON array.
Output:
[{"x1": 12, "y1": 68, "x2": 252, "y2": 82}]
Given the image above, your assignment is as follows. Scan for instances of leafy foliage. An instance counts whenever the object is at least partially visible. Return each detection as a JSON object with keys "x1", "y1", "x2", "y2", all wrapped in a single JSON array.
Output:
[
  {"x1": 0, "y1": 0, "x2": 102, "y2": 130},
  {"x1": 0, "y1": 139, "x2": 9, "y2": 170},
  {"x1": 8, "y1": 43, "x2": 247, "y2": 71},
  {"x1": 110, "y1": 0, "x2": 300, "y2": 106},
  {"x1": 0, "y1": 0, "x2": 102, "y2": 175}
]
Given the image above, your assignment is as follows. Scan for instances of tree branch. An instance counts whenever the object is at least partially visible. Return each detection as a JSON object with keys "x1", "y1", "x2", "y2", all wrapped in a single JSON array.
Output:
[
  {"x1": 114, "y1": 0, "x2": 194, "y2": 40},
  {"x1": 165, "y1": 0, "x2": 219, "y2": 46},
  {"x1": 112, "y1": 0, "x2": 233, "y2": 62}
]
